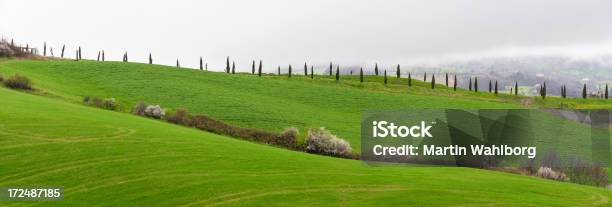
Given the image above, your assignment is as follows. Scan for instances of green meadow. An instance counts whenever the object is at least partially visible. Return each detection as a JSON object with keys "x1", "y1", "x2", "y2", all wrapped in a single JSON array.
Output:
[{"x1": 1, "y1": 59, "x2": 612, "y2": 206}]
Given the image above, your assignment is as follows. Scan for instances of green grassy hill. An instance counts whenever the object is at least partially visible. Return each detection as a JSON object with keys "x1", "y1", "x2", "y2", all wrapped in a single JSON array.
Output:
[{"x1": 1, "y1": 85, "x2": 611, "y2": 206}]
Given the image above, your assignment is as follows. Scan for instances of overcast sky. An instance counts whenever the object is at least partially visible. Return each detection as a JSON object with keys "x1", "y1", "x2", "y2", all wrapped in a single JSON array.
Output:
[{"x1": 2, "y1": 0, "x2": 612, "y2": 71}]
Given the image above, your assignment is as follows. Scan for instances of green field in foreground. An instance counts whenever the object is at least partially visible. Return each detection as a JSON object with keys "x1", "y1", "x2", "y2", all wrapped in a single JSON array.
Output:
[{"x1": 1, "y1": 87, "x2": 611, "y2": 206}]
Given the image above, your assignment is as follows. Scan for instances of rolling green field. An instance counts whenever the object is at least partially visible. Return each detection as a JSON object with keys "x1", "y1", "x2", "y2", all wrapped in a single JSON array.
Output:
[
  {"x1": 1, "y1": 84, "x2": 611, "y2": 206},
  {"x1": 0, "y1": 60, "x2": 523, "y2": 149}
]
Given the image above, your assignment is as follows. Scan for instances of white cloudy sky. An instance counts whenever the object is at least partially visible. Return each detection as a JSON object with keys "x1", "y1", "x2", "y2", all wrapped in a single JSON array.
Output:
[{"x1": 1, "y1": 0, "x2": 612, "y2": 71}]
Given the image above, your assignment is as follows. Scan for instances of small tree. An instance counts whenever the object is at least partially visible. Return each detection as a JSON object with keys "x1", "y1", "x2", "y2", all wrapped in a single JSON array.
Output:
[
  {"x1": 494, "y1": 80, "x2": 498, "y2": 95},
  {"x1": 423, "y1": 72, "x2": 427, "y2": 82},
  {"x1": 226, "y1": 56, "x2": 230, "y2": 73},
  {"x1": 445, "y1": 73, "x2": 449, "y2": 87},
  {"x1": 232, "y1": 61, "x2": 236, "y2": 74},
  {"x1": 252, "y1": 60, "x2": 256, "y2": 74},
  {"x1": 200, "y1": 57, "x2": 204, "y2": 70},
  {"x1": 78, "y1": 46, "x2": 82, "y2": 60},
  {"x1": 408, "y1": 72, "x2": 412, "y2": 87},
  {"x1": 43, "y1": 42, "x2": 47, "y2": 56},
  {"x1": 469, "y1": 78, "x2": 472, "y2": 91},
  {"x1": 277, "y1": 66, "x2": 280, "y2": 75},
  {"x1": 61, "y1": 45, "x2": 65, "y2": 58},
  {"x1": 75, "y1": 50, "x2": 79, "y2": 61},
  {"x1": 606, "y1": 84, "x2": 609, "y2": 99},
  {"x1": 311, "y1": 66, "x2": 314, "y2": 79},
  {"x1": 488, "y1": 80, "x2": 492, "y2": 93},
  {"x1": 176, "y1": 59, "x2": 180, "y2": 68},
  {"x1": 453, "y1": 75, "x2": 457, "y2": 91},
  {"x1": 97, "y1": 51, "x2": 100, "y2": 61},
  {"x1": 359, "y1": 67, "x2": 364, "y2": 83},
  {"x1": 288, "y1": 64, "x2": 292, "y2": 77},
  {"x1": 329, "y1": 62, "x2": 333, "y2": 76},
  {"x1": 384, "y1": 70, "x2": 387, "y2": 85},
  {"x1": 149, "y1": 53, "x2": 153, "y2": 64},
  {"x1": 335, "y1": 65, "x2": 340, "y2": 81},
  {"x1": 474, "y1": 77, "x2": 478, "y2": 92},
  {"x1": 258, "y1": 60, "x2": 262, "y2": 77},
  {"x1": 542, "y1": 82, "x2": 546, "y2": 99},
  {"x1": 515, "y1": 82, "x2": 518, "y2": 95},
  {"x1": 396, "y1": 64, "x2": 400, "y2": 79},
  {"x1": 582, "y1": 84, "x2": 587, "y2": 99},
  {"x1": 304, "y1": 62, "x2": 308, "y2": 76},
  {"x1": 375, "y1": 63, "x2": 379, "y2": 76},
  {"x1": 431, "y1": 74, "x2": 435, "y2": 89}
]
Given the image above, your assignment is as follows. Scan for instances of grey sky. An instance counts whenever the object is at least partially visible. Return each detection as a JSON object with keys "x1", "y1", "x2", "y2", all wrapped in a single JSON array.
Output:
[{"x1": 2, "y1": 0, "x2": 612, "y2": 71}]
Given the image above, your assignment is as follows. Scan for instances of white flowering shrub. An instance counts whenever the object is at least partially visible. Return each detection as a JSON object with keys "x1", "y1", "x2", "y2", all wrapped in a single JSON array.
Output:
[
  {"x1": 144, "y1": 105, "x2": 165, "y2": 119},
  {"x1": 306, "y1": 127, "x2": 352, "y2": 158}
]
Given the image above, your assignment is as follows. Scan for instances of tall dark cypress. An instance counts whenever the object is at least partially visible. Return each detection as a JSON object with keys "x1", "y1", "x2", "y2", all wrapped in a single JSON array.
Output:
[
  {"x1": 606, "y1": 84, "x2": 609, "y2": 99},
  {"x1": 583, "y1": 84, "x2": 587, "y2": 99},
  {"x1": 431, "y1": 75, "x2": 435, "y2": 89},
  {"x1": 396, "y1": 64, "x2": 400, "y2": 79},
  {"x1": 149, "y1": 53, "x2": 153, "y2": 64},
  {"x1": 102, "y1": 50, "x2": 105, "y2": 61},
  {"x1": 489, "y1": 80, "x2": 492, "y2": 93},
  {"x1": 515, "y1": 82, "x2": 518, "y2": 95},
  {"x1": 78, "y1": 46, "x2": 82, "y2": 60},
  {"x1": 329, "y1": 62, "x2": 333, "y2": 76},
  {"x1": 445, "y1": 73, "x2": 449, "y2": 87},
  {"x1": 335, "y1": 66, "x2": 340, "y2": 81},
  {"x1": 125, "y1": 52, "x2": 128, "y2": 62},
  {"x1": 226, "y1": 56, "x2": 230, "y2": 73},
  {"x1": 304, "y1": 62, "x2": 308, "y2": 76},
  {"x1": 43, "y1": 42, "x2": 47, "y2": 56},
  {"x1": 469, "y1": 78, "x2": 472, "y2": 91},
  {"x1": 252, "y1": 60, "x2": 256, "y2": 74},
  {"x1": 97, "y1": 51, "x2": 100, "y2": 61},
  {"x1": 384, "y1": 70, "x2": 387, "y2": 85},
  {"x1": 494, "y1": 81, "x2": 498, "y2": 95},
  {"x1": 424, "y1": 72, "x2": 427, "y2": 82},
  {"x1": 543, "y1": 82, "x2": 546, "y2": 99},
  {"x1": 310, "y1": 66, "x2": 314, "y2": 79},
  {"x1": 176, "y1": 59, "x2": 180, "y2": 68},
  {"x1": 359, "y1": 67, "x2": 364, "y2": 83},
  {"x1": 375, "y1": 63, "x2": 379, "y2": 76},
  {"x1": 61, "y1": 45, "x2": 65, "y2": 58},
  {"x1": 453, "y1": 75, "x2": 457, "y2": 91},
  {"x1": 288, "y1": 64, "x2": 292, "y2": 77},
  {"x1": 408, "y1": 73, "x2": 412, "y2": 87},
  {"x1": 277, "y1": 66, "x2": 280, "y2": 75},
  {"x1": 75, "y1": 50, "x2": 79, "y2": 61},
  {"x1": 474, "y1": 77, "x2": 478, "y2": 92},
  {"x1": 258, "y1": 60, "x2": 262, "y2": 77},
  {"x1": 200, "y1": 57, "x2": 203, "y2": 70},
  {"x1": 232, "y1": 61, "x2": 236, "y2": 74}
]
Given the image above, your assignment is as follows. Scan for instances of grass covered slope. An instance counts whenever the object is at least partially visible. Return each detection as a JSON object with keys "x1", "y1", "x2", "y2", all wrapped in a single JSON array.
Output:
[
  {"x1": 0, "y1": 60, "x2": 520, "y2": 148},
  {"x1": 0, "y1": 87, "x2": 611, "y2": 206}
]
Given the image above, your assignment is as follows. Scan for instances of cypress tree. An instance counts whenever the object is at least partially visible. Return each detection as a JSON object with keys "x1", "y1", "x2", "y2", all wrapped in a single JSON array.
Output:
[
  {"x1": 561, "y1": 85, "x2": 565, "y2": 98},
  {"x1": 488, "y1": 80, "x2": 492, "y2": 93},
  {"x1": 232, "y1": 61, "x2": 236, "y2": 74},
  {"x1": 10, "y1": 39, "x2": 14, "y2": 47},
  {"x1": 79, "y1": 46, "x2": 82, "y2": 60},
  {"x1": 75, "y1": 50, "x2": 78, "y2": 61},
  {"x1": 583, "y1": 84, "x2": 587, "y2": 99},
  {"x1": 375, "y1": 63, "x2": 379, "y2": 76},
  {"x1": 606, "y1": 84, "x2": 609, "y2": 99},
  {"x1": 277, "y1": 66, "x2": 280, "y2": 75},
  {"x1": 149, "y1": 53, "x2": 153, "y2": 64},
  {"x1": 176, "y1": 59, "x2": 180, "y2": 68},
  {"x1": 43, "y1": 42, "x2": 46, "y2": 56},
  {"x1": 310, "y1": 66, "x2": 314, "y2": 79},
  {"x1": 360, "y1": 67, "x2": 364, "y2": 83},
  {"x1": 494, "y1": 80, "x2": 498, "y2": 95},
  {"x1": 252, "y1": 60, "x2": 256, "y2": 74},
  {"x1": 335, "y1": 66, "x2": 340, "y2": 81},
  {"x1": 61, "y1": 45, "x2": 65, "y2": 58},
  {"x1": 304, "y1": 62, "x2": 308, "y2": 76},
  {"x1": 200, "y1": 57, "x2": 203, "y2": 70},
  {"x1": 288, "y1": 64, "x2": 292, "y2": 77},
  {"x1": 206, "y1": 63, "x2": 208, "y2": 71},
  {"x1": 474, "y1": 77, "x2": 478, "y2": 92},
  {"x1": 515, "y1": 82, "x2": 518, "y2": 95},
  {"x1": 258, "y1": 60, "x2": 262, "y2": 77},
  {"x1": 445, "y1": 73, "x2": 448, "y2": 87},
  {"x1": 125, "y1": 52, "x2": 128, "y2": 62},
  {"x1": 469, "y1": 78, "x2": 472, "y2": 91},
  {"x1": 408, "y1": 72, "x2": 412, "y2": 87},
  {"x1": 97, "y1": 51, "x2": 100, "y2": 61},
  {"x1": 431, "y1": 74, "x2": 435, "y2": 89},
  {"x1": 329, "y1": 62, "x2": 333, "y2": 76},
  {"x1": 543, "y1": 82, "x2": 546, "y2": 99},
  {"x1": 453, "y1": 75, "x2": 457, "y2": 91},
  {"x1": 102, "y1": 50, "x2": 105, "y2": 61},
  {"x1": 226, "y1": 56, "x2": 230, "y2": 73},
  {"x1": 384, "y1": 70, "x2": 387, "y2": 85},
  {"x1": 396, "y1": 64, "x2": 400, "y2": 79},
  {"x1": 424, "y1": 72, "x2": 427, "y2": 82}
]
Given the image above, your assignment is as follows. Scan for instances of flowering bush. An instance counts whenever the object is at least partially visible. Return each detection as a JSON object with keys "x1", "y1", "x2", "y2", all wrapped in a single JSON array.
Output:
[{"x1": 306, "y1": 127, "x2": 352, "y2": 158}]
